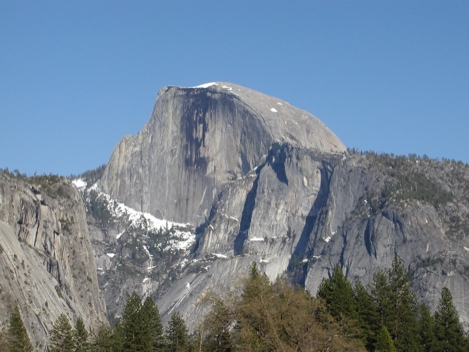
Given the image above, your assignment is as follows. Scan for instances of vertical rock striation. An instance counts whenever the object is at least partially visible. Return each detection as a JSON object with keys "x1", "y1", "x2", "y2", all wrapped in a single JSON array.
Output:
[
  {"x1": 0, "y1": 173, "x2": 107, "y2": 348},
  {"x1": 100, "y1": 83, "x2": 345, "y2": 225},
  {"x1": 94, "y1": 82, "x2": 469, "y2": 330}
]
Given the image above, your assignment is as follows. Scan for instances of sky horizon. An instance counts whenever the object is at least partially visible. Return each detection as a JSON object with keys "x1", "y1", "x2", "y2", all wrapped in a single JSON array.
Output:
[{"x1": 1, "y1": 1, "x2": 468, "y2": 176}]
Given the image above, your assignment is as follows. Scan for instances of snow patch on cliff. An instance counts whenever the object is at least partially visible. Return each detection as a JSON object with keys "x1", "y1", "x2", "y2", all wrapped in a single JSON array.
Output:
[
  {"x1": 194, "y1": 82, "x2": 218, "y2": 88},
  {"x1": 72, "y1": 179, "x2": 87, "y2": 190},
  {"x1": 250, "y1": 237, "x2": 265, "y2": 242},
  {"x1": 76, "y1": 182, "x2": 196, "y2": 254}
]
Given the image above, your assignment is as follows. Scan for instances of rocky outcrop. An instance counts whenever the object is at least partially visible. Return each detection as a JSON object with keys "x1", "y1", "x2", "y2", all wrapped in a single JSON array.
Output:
[
  {"x1": 0, "y1": 174, "x2": 107, "y2": 349},
  {"x1": 301, "y1": 154, "x2": 469, "y2": 322},
  {"x1": 92, "y1": 82, "x2": 469, "y2": 330},
  {"x1": 78, "y1": 185, "x2": 196, "y2": 323},
  {"x1": 157, "y1": 150, "x2": 469, "y2": 329},
  {"x1": 100, "y1": 82, "x2": 345, "y2": 225}
]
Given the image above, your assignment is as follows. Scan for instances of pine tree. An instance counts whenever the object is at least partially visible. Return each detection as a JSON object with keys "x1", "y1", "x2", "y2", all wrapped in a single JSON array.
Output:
[
  {"x1": 165, "y1": 311, "x2": 189, "y2": 352},
  {"x1": 417, "y1": 303, "x2": 436, "y2": 352},
  {"x1": 49, "y1": 314, "x2": 74, "y2": 352},
  {"x1": 91, "y1": 324, "x2": 114, "y2": 352},
  {"x1": 141, "y1": 296, "x2": 165, "y2": 351},
  {"x1": 236, "y1": 262, "x2": 275, "y2": 350},
  {"x1": 201, "y1": 297, "x2": 233, "y2": 352},
  {"x1": 434, "y1": 287, "x2": 466, "y2": 352},
  {"x1": 317, "y1": 264, "x2": 358, "y2": 320},
  {"x1": 241, "y1": 262, "x2": 271, "y2": 303},
  {"x1": 371, "y1": 269, "x2": 393, "y2": 328},
  {"x1": 112, "y1": 321, "x2": 125, "y2": 352},
  {"x1": 371, "y1": 255, "x2": 419, "y2": 351},
  {"x1": 354, "y1": 281, "x2": 379, "y2": 350},
  {"x1": 73, "y1": 317, "x2": 89, "y2": 352},
  {"x1": 121, "y1": 292, "x2": 144, "y2": 352},
  {"x1": 7, "y1": 305, "x2": 33, "y2": 352},
  {"x1": 375, "y1": 325, "x2": 396, "y2": 352},
  {"x1": 387, "y1": 254, "x2": 419, "y2": 351}
]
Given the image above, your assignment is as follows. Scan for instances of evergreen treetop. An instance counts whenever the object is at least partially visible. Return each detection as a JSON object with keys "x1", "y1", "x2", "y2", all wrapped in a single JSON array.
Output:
[
  {"x1": 371, "y1": 255, "x2": 420, "y2": 351},
  {"x1": 375, "y1": 325, "x2": 396, "y2": 352},
  {"x1": 7, "y1": 305, "x2": 33, "y2": 352},
  {"x1": 141, "y1": 296, "x2": 165, "y2": 351},
  {"x1": 49, "y1": 314, "x2": 74, "y2": 352},
  {"x1": 165, "y1": 311, "x2": 189, "y2": 352},
  {"x1": 434, "y1": 287, "x2": 466, "y2": 352},
  {"x1": 121, "y1": 292, "x2": 144, "y2": 352},
  {"x1": 417, "y1": 303, "x2": 436, "y2": 352},
  {"x1": 90, "y1": 324, "x2": 114, "y2": 352},
  {"x1": 73, "y1": 316, "x2": 89, "y2": 352},
  {"x1": 317, "y1": 264, "x2": 358, "y2": 321}
]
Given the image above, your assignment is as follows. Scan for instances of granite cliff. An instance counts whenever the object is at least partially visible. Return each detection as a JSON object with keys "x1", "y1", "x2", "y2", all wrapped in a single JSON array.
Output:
[
  {"x1": 0, "y1": 173, "x2": 107, "y2": 349},
  {"x1": 100, "y1": 82, "x2": 345, "y2": 225},
  {"x1": 4, "y1": 82, "x2": 468, "y2": 347},
  {"x1": 87, "y1": 82, "x2": 469, "y2": 329}
]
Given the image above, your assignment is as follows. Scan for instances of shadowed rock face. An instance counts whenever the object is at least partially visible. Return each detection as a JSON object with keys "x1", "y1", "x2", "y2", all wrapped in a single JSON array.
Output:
[
  {"x1": 100, "y1": 83, "x2": 346, "y2": 225},
  {"x1": 156, "y1": 150, "x2": 469, "y2": 330}
]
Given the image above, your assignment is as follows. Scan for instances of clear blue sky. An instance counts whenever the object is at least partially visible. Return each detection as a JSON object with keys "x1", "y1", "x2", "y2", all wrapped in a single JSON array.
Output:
[{"x1": 1, "y1": 1, "x2": 468, "y2": 176}]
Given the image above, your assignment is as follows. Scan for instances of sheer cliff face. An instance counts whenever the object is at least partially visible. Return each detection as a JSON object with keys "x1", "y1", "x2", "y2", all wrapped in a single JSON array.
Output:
[
  {"x1": 95, "y1": 82, "x2": 469, "y2": 329},
  {"x1": 156, "y1": 150, "x2": 469, "y2": 329},
  {"x1": 0, "y1": 174, "x2": 107, "y2": 348},
  {"x1": 100, "y1": 83, "x2": 346, "y2": 225}
]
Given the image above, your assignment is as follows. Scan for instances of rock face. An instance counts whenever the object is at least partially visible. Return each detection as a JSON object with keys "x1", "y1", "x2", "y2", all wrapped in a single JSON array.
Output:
[
  {"x1": 0, "y1": 174, "x2": 107, "y2": 349},
  {"x1": 100, "y1": 82, "x2": 345, "y2": 225},
  {"x1": 93, "y1": 82, "x2": 469, "y2": 330},
  {"x1": 156, "y1": 150, "x2": 469, "y2": 329},
  {"x1": 78, "y1": 184, "x2": 196, "y2": 323}
]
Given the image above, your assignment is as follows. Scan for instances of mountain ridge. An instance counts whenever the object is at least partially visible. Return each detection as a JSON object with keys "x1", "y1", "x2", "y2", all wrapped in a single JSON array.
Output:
[
  {"x1": 87, "y1": 82, "x2": 469, "y2": 329},
  {"x1": 100, "y1": 82, "x2": 346, "y2": 225},
  {"x1": 2, "y1": 81, "x2": 469, "y2": 346}
]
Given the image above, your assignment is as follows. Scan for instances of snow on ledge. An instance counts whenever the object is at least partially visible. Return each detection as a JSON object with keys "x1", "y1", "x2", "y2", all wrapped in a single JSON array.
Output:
[
  {"x1": 88, "y1": 188, "x2": 196, "y2": 253},
  {"x1": 270, "y1": 108, "x2": 278, "y2": 113},
  {"x1": 72, "y1": 179, "x2": 87, "y2": 190},
  {"x1": 106, "y1": 253, "x2": 116, "y2": 258},
  {"x1": 212, "y1": 253, "x2": 228, "y2": 259},
  {"x1": 249, "y1": 237, "x2": 265, "y2": 242},
  {"x1": 194, "y1": 82, "x2": 218, "y2": 88}
]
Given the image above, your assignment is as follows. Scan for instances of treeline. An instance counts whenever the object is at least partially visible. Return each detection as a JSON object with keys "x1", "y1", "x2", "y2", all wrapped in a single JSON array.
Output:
[
  {"x1": 69, "y1": 164, "x2": 106, "y2": 186},
  {"x1": 45, "y1": 293, "x2": 188, "y2": 352},
  {"x1": 2, "y1": 256, "x2": 468, "y2": 351},
  {"x1": 0, "y1": 163, "x2": 107, "y2": 186},
  {"x1": 347, "y1": 148, "x2": 469, "y2": 166},
  {"x1": 194, "y1": 256, "x2": 469, "y2": 351},
  {"x1": 316, "y1": 255, "x2": 469, "y2": 352},
  {"x1": 46, "y1": 255, "x2": 469, "y2": 351}
]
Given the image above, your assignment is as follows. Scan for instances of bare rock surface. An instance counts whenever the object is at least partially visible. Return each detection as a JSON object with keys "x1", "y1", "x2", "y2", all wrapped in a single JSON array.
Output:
[
  {"x1": 100, "y1": 82, "x2": 345, "y2": 225},
  {"x1": 0, "y1": 174, "x2": 107, "y2": 349},
  {"x1": 157, "y1": 150, "x2": 469, "y2": 329},
  {"x1": 91, "y1": 82, "x2": 469, "y2": 330}
]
